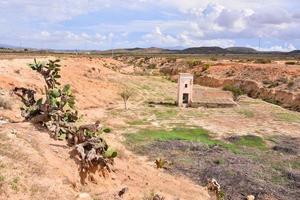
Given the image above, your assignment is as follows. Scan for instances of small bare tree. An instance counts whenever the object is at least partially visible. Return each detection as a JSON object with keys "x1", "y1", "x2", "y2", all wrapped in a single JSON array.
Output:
[{"x1": 120, "y1": 88, "x2": 133, "y2": 110}]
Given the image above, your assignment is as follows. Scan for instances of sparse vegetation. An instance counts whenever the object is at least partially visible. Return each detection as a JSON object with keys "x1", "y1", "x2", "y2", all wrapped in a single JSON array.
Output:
[
  {"x1": 103, "y1": 127, "x2": 112, "y2": 133},
  {"x1": 202, "y1": 63, "x2": 210, "y2": 71},
  {"x1": 148, "y1": 63, "x2": 156, "y2": 69},
  {"x1": 236, "y1": 109, "x2": 254, "y2": 118},
  {"x1": 10, "y1": 177, "x2": 20, "y2": 192},
  {"x1": 128, "y1": 119, "x2": 148, "y2": 125},
  {"x1": 274, "y1": 112, "x2": 300, "y2": 123},
  {"x1": 187, "y1": 59, "x2": 202, "y2": 68},
  {"x1": 222, "y1": 85, "x2": 243, "y2": 100},
  {"x1": 285, "y1": 61, "x2": 296, "y2": 65},
  {"x1": 120, "y1": 87, "x2": 134, "y2": 110},
  {"x1": 254, "y1": 58, "x2": 271, "y2": 64},
  {"x1": 153, "y1": 108, "x2": 178, "y2": 119},
  {"x1": 126, "y1": 128, "x2": 267, "y2": 153},
  {"x1": 0, "y1": 175, "x2": 4, "y2": 182},
  {"x1": 126, "y1": 126, "x2": 298, "y2": 200},
  {"x1": 155, "y1": 158, "x2": 168, "y2": 169}
]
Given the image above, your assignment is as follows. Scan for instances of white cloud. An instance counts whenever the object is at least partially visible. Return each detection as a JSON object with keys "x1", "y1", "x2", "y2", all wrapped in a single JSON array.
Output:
[
  {"x1": 25, "y1": 31, "x2": 111, "y2": 49},
  {"x1": 142, "y1": 27, "x2": 235, "y2": 48},
  {"x1": 248, "y1": 43, "x2": 296, "y2": 52},
  {"x1": 0, "y1": 0, "x2": 299, "y2": 49},
  {"x1": 0, "y1": 0, "x2": 153, "y2": 22}
]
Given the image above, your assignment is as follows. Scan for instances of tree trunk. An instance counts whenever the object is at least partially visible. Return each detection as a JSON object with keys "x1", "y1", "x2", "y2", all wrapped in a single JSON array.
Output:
[{"x1": 124, "y1": 99, "x2": 127, "y2": 110}]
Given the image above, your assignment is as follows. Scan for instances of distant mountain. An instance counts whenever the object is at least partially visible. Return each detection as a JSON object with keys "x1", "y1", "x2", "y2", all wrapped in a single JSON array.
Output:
[
  {"x1": 0, "y1": 43, "x2": 298, "y2": 54},
  {"x1": 226, "y1": 47, "x2": 257, "y2": 53},
  {"x1": 100, "y1": 47, "x2": 173, "y2": 54},
  {"x1": 0, "y1": 43, "x2": 17, "y2": 49},
  {"x1": 289, "y1": 50, "x2": 300, "y2": 54},
  {"x1": 180, "y1": 46, "x2": 227, "y2": 54},
  {"x1": 84, "y1": 46, "x2": 300, "y2": 55}
]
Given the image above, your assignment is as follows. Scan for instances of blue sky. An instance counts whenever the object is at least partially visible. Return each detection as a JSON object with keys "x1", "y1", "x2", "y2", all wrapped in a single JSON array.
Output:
[{"x1": 1, "y1": 0, "x2": 300, "y2": 51}]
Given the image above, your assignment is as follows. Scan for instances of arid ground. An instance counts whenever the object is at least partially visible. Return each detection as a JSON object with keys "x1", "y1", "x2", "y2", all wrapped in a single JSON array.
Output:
[{"x1": 0, "y1": 54, "x2": 299, "y2": 200}]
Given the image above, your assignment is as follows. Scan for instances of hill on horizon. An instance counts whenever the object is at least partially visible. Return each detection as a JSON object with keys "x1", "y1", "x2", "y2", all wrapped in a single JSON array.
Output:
[{"x1": 0, "y1": 43, "x2": 299, "y2": 54}]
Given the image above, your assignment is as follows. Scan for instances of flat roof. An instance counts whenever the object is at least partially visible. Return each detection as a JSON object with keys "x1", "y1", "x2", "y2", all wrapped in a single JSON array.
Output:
[
  {"x1": 192, "y1": 87, "x2": 236, "y2": 105},
  {"x1": 179, "y1": 73, "x2": 193, "y2": 77}
]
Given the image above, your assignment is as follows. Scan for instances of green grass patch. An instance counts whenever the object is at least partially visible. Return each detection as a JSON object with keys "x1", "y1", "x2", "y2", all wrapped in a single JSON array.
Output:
[
  {"x1": 291, "y1": 159, "x2": 300, "y2": 170},
  {"x1": 236, "y1": 109, "x2": 255, "y2": 118},
  {"x1": 10, "y1": 177, "x2": 20, "y2": 191},
  {"x1": 126, "y1": 128, "x2": 221, "y2": 146},
  {"x1": 128, "y1": 119, "x2": 148, "y2": 126},
  {"x1": 153, "y1": 108, "x2": 178, "y2": 119},
  {"x1": 223, "y1": 85, "x2": 244, "y2": 100},
  {"x1": 229, "y1": 135, "x2": 267, "y2": 150},
  {"x1": 102, "y1": 127, "x2": 112, "y2": 133},
  {"x1": 126, "y1": 128, "x2": 267, "y2": 154},
  {"x1": 274, "y1": 112, "x2": 300, "y2": 123},
  {"x1": 140, "y1": 84, "x2": 152, "y2": 91},
  {"x1": 0, "y1": 175, "x2": 4, "y2": 182}
]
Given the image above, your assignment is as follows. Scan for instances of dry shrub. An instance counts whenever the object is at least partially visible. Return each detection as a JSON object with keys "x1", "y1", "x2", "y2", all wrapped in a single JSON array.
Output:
[{"x1": 0, "y1": 96, "x2": 13, "y2": 110}]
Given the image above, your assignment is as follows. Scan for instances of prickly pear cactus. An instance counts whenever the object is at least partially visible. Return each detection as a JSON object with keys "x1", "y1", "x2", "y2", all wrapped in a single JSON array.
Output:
[{"x1": 15, "y1": 59, "x2": 117, "y2": 179}]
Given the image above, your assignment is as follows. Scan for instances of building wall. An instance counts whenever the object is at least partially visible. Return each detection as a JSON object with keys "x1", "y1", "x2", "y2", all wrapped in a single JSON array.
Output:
[{"x1": 177, "y1": 73, "x2": 193, "y2": 107}]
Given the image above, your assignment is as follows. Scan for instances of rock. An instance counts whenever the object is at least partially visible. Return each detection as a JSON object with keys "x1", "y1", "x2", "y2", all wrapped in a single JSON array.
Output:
[
  {"x1": 76, "y1": 193, "x2": 92, "y2": 200},
  {"x1": 206, "y1": 178, "x2": 221, "y2": 193},
  {"x1": 11, "y1": 129, "x2": 17, "y2": 135},
  {"x1": 247, "y1": 195, "x2": 255, "y2": 200},
  {"x1": 153, "y1": 193, "x2": 165, "y2": 200},
  {"x1": 118, "y1": 187, "x2": 128, "y2": 197}
]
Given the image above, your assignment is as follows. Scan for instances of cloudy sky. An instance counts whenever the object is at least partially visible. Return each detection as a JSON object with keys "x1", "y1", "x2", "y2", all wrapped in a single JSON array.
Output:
[{"x1": 1, "y1": 0, "x2": 300, "y2": 51}]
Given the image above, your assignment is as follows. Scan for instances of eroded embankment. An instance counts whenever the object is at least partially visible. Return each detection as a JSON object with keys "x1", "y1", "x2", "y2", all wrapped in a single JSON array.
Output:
[
  {"x1": 194, "y1": 76, "x2": 300, "y2": 111},
  {"x1": 117, "y1": 56, "x2": 300, "y2": 112}
]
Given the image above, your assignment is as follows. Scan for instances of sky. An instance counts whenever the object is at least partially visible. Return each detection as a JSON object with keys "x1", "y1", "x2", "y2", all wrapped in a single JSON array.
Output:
[{"x1": 0, "y1": 0, "x2": 300, "y2": 51}]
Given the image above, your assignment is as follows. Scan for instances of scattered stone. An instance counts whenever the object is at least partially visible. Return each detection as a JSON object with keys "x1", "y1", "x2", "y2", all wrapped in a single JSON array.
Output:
[
  {"x1": 153, "y1": 193, "x2": 165, "y2": 200},
  {"x1": 7, "y1": 129, "x2": 17, "y2": 139},
  {"x1": 247, "y1": 195, "x2": 255, "y2": 200},
  {"x1": 118, "y1": 187, "x2": 128, "y2": 197},
  {"x1": 207, "y1": 178, "x2": 221, "y2": 194},
  {"x1": 76, "y1": 193, "x2": 92, "y2": 200},
  {"x1": 11, "y1": 129, "x2": 17, "y2": 135},
  {"x1": 0, "y1": 119, "x2": 8, "y2": 126}
]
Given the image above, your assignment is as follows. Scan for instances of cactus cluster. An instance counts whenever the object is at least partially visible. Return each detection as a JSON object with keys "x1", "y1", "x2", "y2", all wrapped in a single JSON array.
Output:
[{"x1": 15, "y1": 59, "x2": 117, "y2": 179}]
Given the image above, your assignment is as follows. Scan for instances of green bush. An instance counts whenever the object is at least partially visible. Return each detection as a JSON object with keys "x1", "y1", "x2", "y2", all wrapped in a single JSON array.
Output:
[
  {"x1": 103, "y1": 127, "x2": 112, "y2": 133},
  {"x1": 223, "y1": 85, "x2": 244, "y2": 100},
  {"x1": 187, "y1": 59, "x2": 203, "y2": 68},
  {"x1": 202, "y1": 63, "x2": 210, "y2": 71},
  {"x1": 148, "y1": 64, "x2": 156, "y2": 69}
]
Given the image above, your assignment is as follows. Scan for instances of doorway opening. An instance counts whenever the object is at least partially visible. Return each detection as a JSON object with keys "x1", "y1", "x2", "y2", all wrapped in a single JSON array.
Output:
[{"x1": 183, "y1": 93, "x2": 189, "y2": 104}]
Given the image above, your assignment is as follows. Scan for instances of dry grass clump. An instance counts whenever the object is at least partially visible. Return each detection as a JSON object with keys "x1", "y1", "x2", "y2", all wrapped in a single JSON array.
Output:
[{"x1": 0, "y1": 96, "x2": 13, "y2": 110}]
